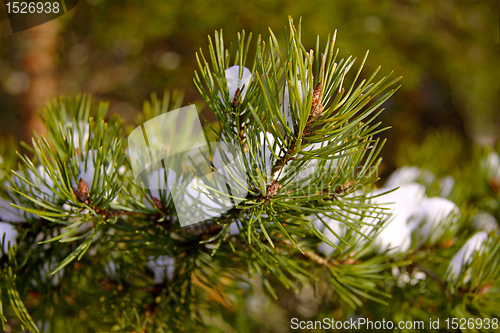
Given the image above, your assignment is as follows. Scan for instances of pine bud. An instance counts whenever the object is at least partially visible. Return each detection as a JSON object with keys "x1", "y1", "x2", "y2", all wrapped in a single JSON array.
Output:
[
  {"x1": 73, "y1": 178, "x2": 90, "y2": 204},
  {"x1": 266, "y1": 180, "x2": 280, "y2": 197},
  {"x1": 310, "y1": 81, "x2": 324, "y2": 119}
]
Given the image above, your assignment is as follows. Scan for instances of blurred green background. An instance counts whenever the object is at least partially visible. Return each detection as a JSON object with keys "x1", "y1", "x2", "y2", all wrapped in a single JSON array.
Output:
[{"x1": 0, "y1": 0, "x2": 498, "y2": 177}]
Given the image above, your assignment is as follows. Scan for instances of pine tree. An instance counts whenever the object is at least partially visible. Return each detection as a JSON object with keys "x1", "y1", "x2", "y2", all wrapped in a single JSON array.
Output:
[{"x1": 1, "y1": 17, "x2": 499, "y2": 332}]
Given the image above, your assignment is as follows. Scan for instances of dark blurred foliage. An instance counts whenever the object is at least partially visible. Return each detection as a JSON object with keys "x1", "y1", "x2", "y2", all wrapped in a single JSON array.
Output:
[{"x1": 0, "y1": 0, "x2": 499, "y2": 175}]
